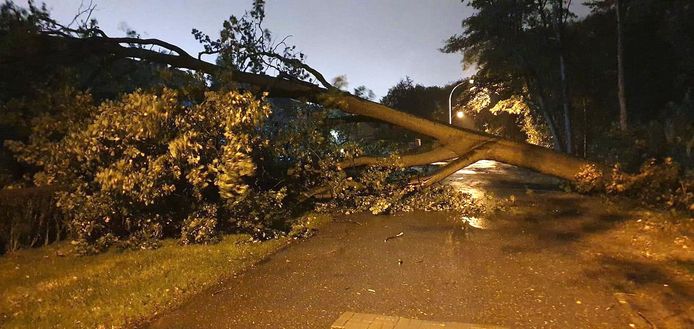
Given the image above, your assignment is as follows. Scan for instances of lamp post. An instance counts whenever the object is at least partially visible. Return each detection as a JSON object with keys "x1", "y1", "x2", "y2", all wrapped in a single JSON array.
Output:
[{"x1": 448, "y1": 81, "x2": 468, "y2": 125}]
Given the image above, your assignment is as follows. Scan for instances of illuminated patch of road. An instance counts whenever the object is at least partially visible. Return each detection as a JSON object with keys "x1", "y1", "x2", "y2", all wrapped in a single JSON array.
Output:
[{"x1": 463, "y1": 216, "x2": 492, "y2": 230}]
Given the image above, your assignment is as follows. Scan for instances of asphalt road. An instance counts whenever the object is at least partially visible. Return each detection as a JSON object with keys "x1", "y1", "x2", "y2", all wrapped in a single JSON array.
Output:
[{"x1": 147, "y1": 161, "x2": 692, "y2": 328}]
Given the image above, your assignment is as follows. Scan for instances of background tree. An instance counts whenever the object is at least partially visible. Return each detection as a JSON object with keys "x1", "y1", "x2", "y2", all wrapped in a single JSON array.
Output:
[
  {"x1": 443, "y1": 0, "x2": 579, "y2": 152},
  {"x1": 551, "y1": 0, "x2": 574, "y2": 153},
  {"x1": 380, "y1": 77, "x2": 448, "y2": 123},
  {"x1": 446, "y1": 0, "x2": 692, "y2": 163},
  {"x1": 615, "y1": 0, "x2": 627, "y2": 131},
  {"x1": 586, "y1": 0, "x2": 628, "y2": 131},
  {"x1": 575, "y1": 0, "x2": 693, "y2": 167},
  {"x1": 453, "y1": 80, "x2": 554, "y2": 147}
]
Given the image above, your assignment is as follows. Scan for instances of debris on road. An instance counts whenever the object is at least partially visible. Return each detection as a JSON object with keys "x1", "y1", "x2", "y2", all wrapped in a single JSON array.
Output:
[{"x1": 384, "y1": 232, "x2": 404, "y2": 242}]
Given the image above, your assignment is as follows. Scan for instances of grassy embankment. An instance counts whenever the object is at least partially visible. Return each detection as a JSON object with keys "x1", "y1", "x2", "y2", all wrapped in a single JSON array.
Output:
[{"x1": 0, "y1": 214, "x2": 332, "y2": 328}]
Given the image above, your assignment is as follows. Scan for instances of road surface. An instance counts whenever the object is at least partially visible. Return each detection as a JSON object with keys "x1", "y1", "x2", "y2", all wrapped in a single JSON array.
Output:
[{"x1": 148, "y1": 161, "x2": 693, "y2": 328}]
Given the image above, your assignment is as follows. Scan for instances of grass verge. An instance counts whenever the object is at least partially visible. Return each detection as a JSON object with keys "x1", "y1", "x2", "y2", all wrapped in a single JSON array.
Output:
[{"x1": 0, "y1": 233, "x2": 291, "y2": 328}]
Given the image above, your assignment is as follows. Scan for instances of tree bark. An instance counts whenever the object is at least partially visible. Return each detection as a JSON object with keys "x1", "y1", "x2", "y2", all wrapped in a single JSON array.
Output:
[
  {"x1": 554, "y1": 0, "x2": 573, "y2": 154},
  {"x1": 524, "y1": 75, "x2": 563, "y2": 151},
  {"x1": 11, "y1": 33, "x2": 601, "y2": 185},
  {"x1": 616, "y1": 0, "x2": 628, "y2": 131},
  {"x1": 559, "y1": 54, "x2": 573, "y2": 153}
]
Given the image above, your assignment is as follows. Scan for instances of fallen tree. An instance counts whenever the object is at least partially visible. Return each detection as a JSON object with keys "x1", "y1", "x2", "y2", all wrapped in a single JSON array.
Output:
[
  {"x1": 0, "y1": 0, "x2": 599, "y2": 193},
  {"x1": 3, "y1": 30, "x2": 597, "y2": 191}
]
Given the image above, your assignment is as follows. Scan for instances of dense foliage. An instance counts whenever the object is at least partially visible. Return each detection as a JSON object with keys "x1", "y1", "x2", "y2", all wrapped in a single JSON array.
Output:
[
  {"x1": 5, "y1": 88, "x2": 278, "y2": 252},
  {"x1": 260, "y1": 101, "x2": 477, "y2": 217},
  {"x1": 574, "y1": 159, "x2": 693, "y2": 212},
  {"x1": 0, "y1": 74, "x2": 477, "y2": 254}
]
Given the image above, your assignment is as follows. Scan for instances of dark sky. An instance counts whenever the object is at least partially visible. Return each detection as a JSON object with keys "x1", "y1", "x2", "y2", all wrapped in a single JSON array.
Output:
[{"x1": 33, "y1": 0, "x2": 589, "y2": 98}]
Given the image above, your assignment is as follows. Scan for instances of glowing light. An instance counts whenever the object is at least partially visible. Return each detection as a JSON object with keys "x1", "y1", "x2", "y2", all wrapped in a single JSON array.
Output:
[
  {"x1": 456, "y1": 111, "x2": 465, "y2": 119},
  {"x1": 463, "y1": 216, "x2": 490, "y2": 230}
]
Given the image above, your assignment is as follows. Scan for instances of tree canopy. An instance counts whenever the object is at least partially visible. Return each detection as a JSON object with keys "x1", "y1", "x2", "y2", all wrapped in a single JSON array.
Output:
[{"x1": 443, "y1": 0, "x2": 693, "y2": 160}]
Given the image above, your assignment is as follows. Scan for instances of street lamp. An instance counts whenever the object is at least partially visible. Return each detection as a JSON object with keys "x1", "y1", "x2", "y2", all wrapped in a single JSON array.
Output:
[
  {"x1": 448, "y1": 80, "x2": 468, "y2": 124},
  {"x1": 456, "y1": 110, "x2": 464, "y2": 119}
]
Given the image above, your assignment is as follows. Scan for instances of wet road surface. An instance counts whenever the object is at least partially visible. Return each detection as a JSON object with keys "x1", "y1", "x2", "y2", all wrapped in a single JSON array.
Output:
[{"x1": 148, "y1": 161, "x2": 692, "y2": 328}]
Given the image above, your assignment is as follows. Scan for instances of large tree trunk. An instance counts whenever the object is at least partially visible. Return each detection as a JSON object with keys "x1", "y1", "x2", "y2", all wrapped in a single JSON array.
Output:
[
  {"x1": 524, "y1": 75, "x2": 563, "y2": 151},
  {"x1": 554, "y1": 0, "x2": 573, "y2": 154},
  {"x1": 616, "y1": 0, "x2": 628, "y2": 131},
  {"x1": 7, "y1": 33, "x2": 599, "y2": 187},
  {"x1": 558, "y1": 53, "x2": 573, "y2": 153}
]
